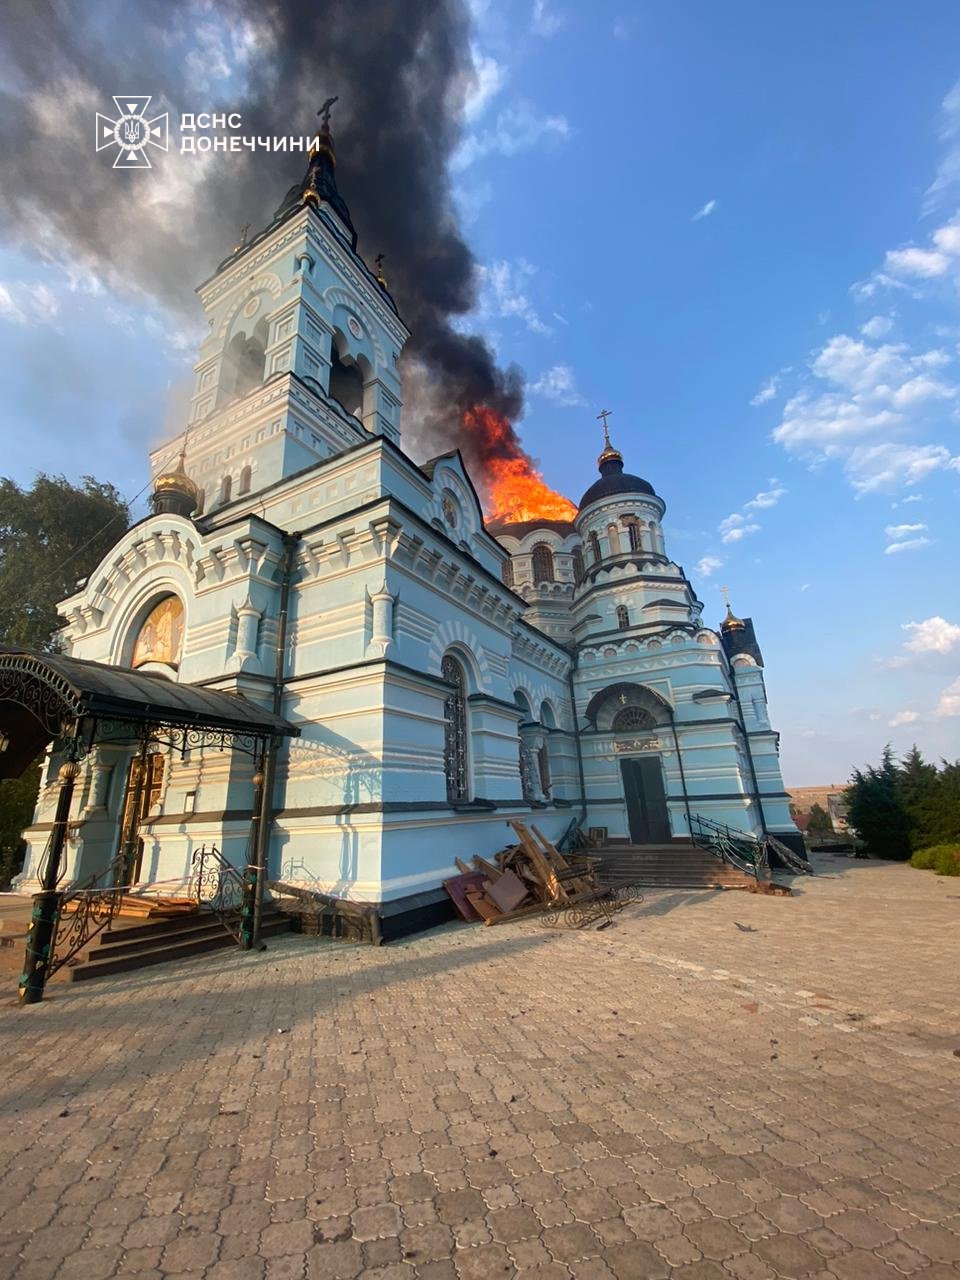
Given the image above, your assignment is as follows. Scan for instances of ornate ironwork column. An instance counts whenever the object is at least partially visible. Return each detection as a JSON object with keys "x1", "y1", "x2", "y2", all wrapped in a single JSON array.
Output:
[{"x1": 19, "y1": 758, "x2": 82, "y2": 1005}]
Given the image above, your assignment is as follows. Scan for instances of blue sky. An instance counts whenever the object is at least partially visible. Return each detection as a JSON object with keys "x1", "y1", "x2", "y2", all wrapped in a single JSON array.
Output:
[{"x1": 1, "y1": 0, "x2": 959, "y2": 783}]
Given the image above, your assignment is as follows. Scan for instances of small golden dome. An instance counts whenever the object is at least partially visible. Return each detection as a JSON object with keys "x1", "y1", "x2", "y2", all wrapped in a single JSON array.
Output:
[
  {"x1": 154, "y1": 459, "x2": 199, "y2": 501},
  {"x1": 721, "y1": 602, "x2": 746, "y2": 634},
  {"x1": 152, "y1": 447, "x2": 200, "y2": 517}
]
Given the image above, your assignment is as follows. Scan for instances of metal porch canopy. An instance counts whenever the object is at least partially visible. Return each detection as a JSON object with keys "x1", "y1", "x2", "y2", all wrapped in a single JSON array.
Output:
[{"x1": 0, "y1": 647, "x2": 299, "y2": 778}]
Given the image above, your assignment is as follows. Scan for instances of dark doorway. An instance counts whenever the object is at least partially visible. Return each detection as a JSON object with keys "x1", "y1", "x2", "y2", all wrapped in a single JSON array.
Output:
[{"x1": 620, "y1": 757, "x2": 671, "y2": 844}]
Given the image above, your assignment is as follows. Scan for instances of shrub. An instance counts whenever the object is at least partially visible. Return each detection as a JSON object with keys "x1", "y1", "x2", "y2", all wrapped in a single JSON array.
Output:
[
  {"x1": 910, "y1": 846, "x2": 938, "y2": 870},
  {"x1": 933, "y1": 845, "x2": 960, "y2": 877},
  {"x1": 911, "y1": 844, "x2": 960, "y2": 875}
]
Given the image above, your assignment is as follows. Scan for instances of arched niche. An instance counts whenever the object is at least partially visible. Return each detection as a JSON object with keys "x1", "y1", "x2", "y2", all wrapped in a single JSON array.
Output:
[
  {"x1": 586, "y1": 682, "x2": 673, "y2": 733},
  {"x1": 129, "y1": 595, "x2": 184, "y2": 673}
]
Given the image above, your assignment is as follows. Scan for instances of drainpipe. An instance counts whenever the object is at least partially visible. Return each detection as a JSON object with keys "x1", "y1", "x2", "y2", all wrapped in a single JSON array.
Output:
[
  {"x1": 566, "y1": 658, "x2": 588, "y2": 832},
  {"x1": 251, "y1": 530, "x2": 299, "y2": 947}
]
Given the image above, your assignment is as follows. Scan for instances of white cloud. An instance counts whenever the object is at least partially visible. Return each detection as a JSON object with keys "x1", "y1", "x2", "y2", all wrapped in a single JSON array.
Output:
[
  {"x1": 531, "y1": 363, "x2": 585, "y2": 407},
  {"x1": 885, "y1": 522, "x2": 927, "y2": 539},
  {"x1": 475, "y1": 258, "x2": 550, "y2": 335},
  {"x1": 884, "y1": 537, "x2": 932, "y2": 555},
  {"x1": 0, "y1": 280, "x2": 60, "y2": 327},
  {"x1": 844, "y1": 442, "x2": 958, "y2": 494},
  {"x1": 860, "y1": 315, "x2": 893, "y2": 339},
  {"x1": 772, "y1": 330, "x2": 960, "y2": 493},
  {"x1": 925, "y1": 79, "x2": 960, "y2": 211},
  {"x1": 888, "y1": 710, "x2": 920, "y2": 727},
  {"x1": 903, "y1": 616, "x2": 960, "y2": 655},
  {"x1": 884, "y1": 246, "x2": 951, "y2": 279},
  {"x1": 719, "y1": 512, "x2": 761, "y2": 544},
  {"x1": 745, "y1": 486, "x2": 787, "y2": 511},
  {"x1": 750, "y1": 375, "x2": 779, "y2": 406},
  {"x1": 463, "y1": 51, "x2": 507, "y2": 122},
  {"x1": 934, "y1": 676, "x2": 960, "y2": 717},
  {"x1": 454, "y1": 100, "x2": 570, "y2": 171},
  {"x1": 531, "y1": 0, "x2": 564, "y2": 36},
  {"x1": 692, "y1": 198, "x2": 717, "y2": 221},
  {"x1": 695, "y1": 554, "x2": 724, "y2": 578}
]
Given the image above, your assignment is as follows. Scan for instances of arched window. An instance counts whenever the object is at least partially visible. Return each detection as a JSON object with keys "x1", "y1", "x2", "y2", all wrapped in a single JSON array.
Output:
[
  {"x1": 531, "y1": 542, "x2": 555, "y2": 584},
  {"x1": 441, "y1": 654, "x2": 469, "y2": 802},
  {"x1": 502, "y1": 557, "x2": 515, "y2": 588},
  {"x1": 607, "y1": 524, "x2": 622, "y2": 555},
  {"x1": 612, "y1": 706, "x2": 657, "y2": 732},
  {"x1": 329, "y1": 340, "x2": 364, "y2": 418},
  {"x1": 616, "y1": 605, "x2": 630, "y2": 630},
  {"x1": 219, "y1": 474, "x2": 232, "y2": 505},
  {"x1": 238, "y1": 465, "x2": 252, "y2": 495},
  {"x1": 514, "y1": 691, "x2": 534, "y2": 800},
  {"x1": 589, "y1": 531, "x2": 602, "y2": 564},
  {"x1": 625, "y1": 519, "x2": 642, "y2": 552},
  {"x1": 223, "y1": 317, "x2": 268, "y2": 401},
  {"x1": 571, "y1": 546, "x2": 585, "y2": 584}
]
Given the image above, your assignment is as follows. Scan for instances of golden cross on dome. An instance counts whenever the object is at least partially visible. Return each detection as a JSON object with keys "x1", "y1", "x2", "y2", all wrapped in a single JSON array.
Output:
[
  {"x1": 720, "y1": 585, "x2": 731, "y2": 607},
  {"x1": 596, "y1": 407, "x2": 613, "y2": 446}
]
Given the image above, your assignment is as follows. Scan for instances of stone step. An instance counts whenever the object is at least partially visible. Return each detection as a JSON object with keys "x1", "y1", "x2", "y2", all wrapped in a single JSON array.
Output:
[
  {"x1": 67, "y1": 911, "x2": 291, "y2": 981},
  {"x1": 593, "y1": 845, "x2": 761, "y2": 889}
]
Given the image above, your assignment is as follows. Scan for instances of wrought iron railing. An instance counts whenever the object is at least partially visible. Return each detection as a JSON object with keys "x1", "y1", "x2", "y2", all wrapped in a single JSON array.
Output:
[
  {"x1": 690, "y1": 814, "x2": 770, "y2": 881},
  {"x1": 765, "y1": 831, "x2": 814, "y2": 874},
  {"x1": 47, "y1": 868, "x2": 125, "y2": 977},
  {"x1": 190, "y1": 844, "x2": 246, "y2": 941}
]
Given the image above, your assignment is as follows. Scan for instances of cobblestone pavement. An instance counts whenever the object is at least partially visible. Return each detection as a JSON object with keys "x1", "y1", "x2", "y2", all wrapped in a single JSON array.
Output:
[{"x1": 1, "y1": 853, "x2": 959, "y2": 1280}]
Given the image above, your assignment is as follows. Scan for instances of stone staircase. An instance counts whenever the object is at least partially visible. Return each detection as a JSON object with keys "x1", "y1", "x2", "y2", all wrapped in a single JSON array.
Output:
[
  {"x1": 592, "y1": 842, "x2": 763, "y2": 890},
  {"x1": 65, "y1": 908, "x2": 291, "y2": 981}
]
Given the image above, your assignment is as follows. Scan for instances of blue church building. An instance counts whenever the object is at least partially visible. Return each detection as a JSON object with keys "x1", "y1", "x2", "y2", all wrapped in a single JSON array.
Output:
[{"x1": 16, "y1": 113, "x2": 801, "y2": 925}]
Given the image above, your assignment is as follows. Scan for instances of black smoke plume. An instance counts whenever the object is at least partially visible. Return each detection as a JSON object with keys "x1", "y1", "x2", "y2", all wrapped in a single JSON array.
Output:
[{"x1": 0, "y1": 0, "x2": 525, "y2": 469}]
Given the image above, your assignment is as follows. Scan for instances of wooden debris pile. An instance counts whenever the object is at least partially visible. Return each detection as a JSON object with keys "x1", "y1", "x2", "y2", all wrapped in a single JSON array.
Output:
[{"x1": 443, "y1": 820, "x2": 608, "y2": 926}]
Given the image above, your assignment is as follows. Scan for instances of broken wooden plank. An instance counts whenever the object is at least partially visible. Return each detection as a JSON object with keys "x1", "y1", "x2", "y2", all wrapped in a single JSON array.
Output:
[
  {"x1": 443, "y1": 872, "x2": 488, "y2": 922},
  {"x1": 484, "y1": 869, "x2": 529, "y2": 914},
  {"x1": 465, "y1": 888, "x2": 502, "y2": 923}
]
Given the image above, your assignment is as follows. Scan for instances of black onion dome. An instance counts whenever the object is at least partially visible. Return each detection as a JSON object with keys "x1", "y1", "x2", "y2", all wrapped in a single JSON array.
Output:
[
  {"x1": 578, "y1": 453, "x2": 656, "y2": 511},
  {"x1": 273, "y1": 122, "x2": 357, "y2": 249}
]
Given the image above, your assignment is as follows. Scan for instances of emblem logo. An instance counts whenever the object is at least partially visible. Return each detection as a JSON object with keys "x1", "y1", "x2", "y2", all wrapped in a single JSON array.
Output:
[{"x1": 95, "y1": 95, "x2": 168, "y2": 169}]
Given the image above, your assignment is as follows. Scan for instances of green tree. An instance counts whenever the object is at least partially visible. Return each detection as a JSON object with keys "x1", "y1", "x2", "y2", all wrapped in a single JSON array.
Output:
[
  {"x1": 845, "y1": 745, "x2": 912, "y2": 859},
  {"x1": 0, "y1": 473, "x2": 130, "y2": 651},
  {"x1": 0, "y1": 760, "x2": 42, "y2": 888},
  {"x1": 807, "y1": 802, "x2": 833, "y2": 833},
  {"x1": 0, "y1": 474, "x2": 131, "y2": 879},
  {"x1": 896, "y1": 745, "x2": 941, "y2": 851}
]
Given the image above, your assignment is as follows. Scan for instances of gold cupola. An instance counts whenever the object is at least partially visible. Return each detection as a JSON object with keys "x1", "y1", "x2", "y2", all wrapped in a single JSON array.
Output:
[
  {"x1": 151, "y1": 444, "x2": 200, "y2": 519},
  {"x1": 720, "y1": 601, "x2": 746, "y2": 634}
]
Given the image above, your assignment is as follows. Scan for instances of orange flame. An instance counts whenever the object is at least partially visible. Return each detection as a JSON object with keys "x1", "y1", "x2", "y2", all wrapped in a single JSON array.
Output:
[{"x1": 463, "y1": 404, "x2": 577, "y2": 525}]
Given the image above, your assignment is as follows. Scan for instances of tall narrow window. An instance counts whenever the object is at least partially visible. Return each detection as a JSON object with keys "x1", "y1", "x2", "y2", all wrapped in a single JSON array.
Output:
[
  {"x1": 502, "y1": 557, "x2": 515, "y2": 588},
  {"x1": 219, "y1": 474, "x2": 232, "y2": 505},
  {"x1": 238, "y1": 465, "x2": 252, "y2": 495},
  {"x1": 616, "y1": 605, "x2": 630, "y2": 630},
  {"x1": 589, "y1": 531, "x2": 602, "y2": 564},
  {"x1": 571, "y1": 546, "x2": 585, "y2": 584},
  {"x1": 532, "y1": 542, "x2": 555, "y2": 583},
  {"x1": 441, "y1": 654, "x2": 469, "y2": 802},
  {"x1": 626, "y1": 520, "x2": 642, "y2": 551}
]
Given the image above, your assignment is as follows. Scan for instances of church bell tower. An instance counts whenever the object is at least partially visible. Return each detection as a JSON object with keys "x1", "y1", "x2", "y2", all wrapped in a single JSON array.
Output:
[{"x1": 154, "y1": 103, "x2": 410, "y2": 514}]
